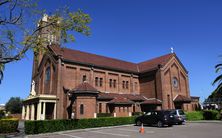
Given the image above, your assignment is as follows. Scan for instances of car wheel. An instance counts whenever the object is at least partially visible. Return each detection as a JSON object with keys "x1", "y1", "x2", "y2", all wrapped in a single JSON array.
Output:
[
  {"x1": 157, "y1": 121, "x2": 163, "y2": 127},
  {"x1": 136, "y1": 120, "x2": 142, "y2": 126},
  {"x1": 178, "y1": 122, "x2": 182, "y2": 125}
]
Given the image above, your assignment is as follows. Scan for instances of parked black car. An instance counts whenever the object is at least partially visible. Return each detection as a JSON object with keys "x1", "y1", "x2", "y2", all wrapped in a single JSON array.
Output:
[
  {"x1": 135, "y1": 110, "x2": 174, "y2": 127},
  {"x1": 168, "y1": 109, "x2": 186, "y2": 125}
]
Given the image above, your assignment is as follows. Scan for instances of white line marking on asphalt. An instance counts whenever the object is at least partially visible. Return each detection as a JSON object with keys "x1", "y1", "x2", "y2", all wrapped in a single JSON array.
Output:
[
  {"x1": 90, "y1": 131, "x2": 130, "y2": 137},
  {"x1": 118, "y1": 128, "x2": 155, "y2": 134},
  {"x1": 118, "y1": 128, "x2": 138, "y2": 132},
  {"x1": 58, "y1": 133, "x2": 83, "y2": 138}
]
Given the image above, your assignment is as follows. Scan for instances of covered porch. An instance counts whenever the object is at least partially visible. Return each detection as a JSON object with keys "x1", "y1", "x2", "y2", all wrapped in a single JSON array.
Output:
[
  {"x1": 22, "y1": 95, "x2": 58, "y2": 120},
  {"x1": 140, "y1": 98, "x2": 162, "y2": 112},
  {"x1": 173, "y1": 95, "x2": 191, "y2": 111},
  {"x1": 107, "y1": 97, "x2": 134, "y2": 117}
]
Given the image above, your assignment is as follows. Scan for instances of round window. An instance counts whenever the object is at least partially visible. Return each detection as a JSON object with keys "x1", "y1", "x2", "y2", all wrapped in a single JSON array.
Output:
[{"x1": 172, "y1": 77, "x2": 178, "y2": 88}]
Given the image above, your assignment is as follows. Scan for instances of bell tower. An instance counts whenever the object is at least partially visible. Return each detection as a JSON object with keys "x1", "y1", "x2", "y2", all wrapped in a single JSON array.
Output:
[
  {"x1": 37, "y1": 14, "x2": 61, "y2": 46},
  {"x1": 31, "y1": 14, "x2": 61, "y2": 83}
]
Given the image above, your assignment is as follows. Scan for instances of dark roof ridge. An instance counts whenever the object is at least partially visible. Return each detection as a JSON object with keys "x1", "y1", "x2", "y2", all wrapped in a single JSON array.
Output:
[
  {"x1": 61, "y1": 47, "x2": 138, "y2": 65},
  {"x1": 137, "y1": 53, "x2": 174, "y2": 64}
]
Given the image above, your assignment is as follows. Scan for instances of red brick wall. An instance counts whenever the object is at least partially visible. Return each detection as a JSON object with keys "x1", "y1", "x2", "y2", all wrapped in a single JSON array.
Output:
[
  {"x1": 139, "y1": 73, "x2": 156, "y2": 98},
  {"x1": 64, "y1": 66, "x2": 77, "y2": 89},
  {"x1": 161, "y1": 57, "x2": 191, "y2": 111},
  {"x1": 61, "y1": 64, "x2": 140, "y2": 95},
  {"x1": 75, "y1": 96, "x2": 97, "y2": 119}
]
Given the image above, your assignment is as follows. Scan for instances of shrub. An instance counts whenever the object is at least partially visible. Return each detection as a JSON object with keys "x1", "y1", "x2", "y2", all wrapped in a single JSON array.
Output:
[
  {"x1": 185, "y1": 111, "x2": 203, "y2": 121},
  {"x1": 25, "y1": 116, "x2": 136, "y2": 134},
  {"x1": 0, "y1": 118, "x2": 19, "y2": 133},
  {"x1": 203, "y1": 110, "x2": 220, "y2": 120},
  {"x1": 186, "y1": 110, "x2": 221, "y2": 121},
  {"x1": 97, "y1": 113, "x2": 112, "y2": 118}
]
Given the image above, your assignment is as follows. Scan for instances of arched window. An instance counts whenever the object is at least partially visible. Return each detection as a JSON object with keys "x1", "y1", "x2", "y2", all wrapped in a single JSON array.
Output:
[
  {"x1": 45, "y1": 67, "x2": 50, "y2": 83},
  {"x1": 82, "y1": 75, "x2": 87, "y2": 82},
  {"x1": 99, "y1": 78, "x2": 103, "y2": 87},
  {"x1": 80, "y1": 104, "x2": 84, "y2": 115},
  {"x1": 122, "y1": 81, "x2": 125, "y2": 89},
  {"x1": 109, "y1": 79, "x2": 112, "y2": 87},
  {"x1": 95, "y1": 77, "x2": 98, "y2": 86},
  {"x1": 99, "y1": 103, "x2": 102, "y2": 113},
  {"x1": 113, "y1": 80, "x2": 116, "y2": 88}
]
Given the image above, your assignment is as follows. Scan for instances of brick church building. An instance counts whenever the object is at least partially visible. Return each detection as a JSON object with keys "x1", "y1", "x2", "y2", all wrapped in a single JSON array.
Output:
[{"x1": 22, "y1": 15, "x2": 192, "y2": 120}]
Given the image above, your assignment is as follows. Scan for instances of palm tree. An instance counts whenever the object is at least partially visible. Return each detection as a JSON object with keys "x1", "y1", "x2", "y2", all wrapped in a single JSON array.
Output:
[
  {"x1": 0, "y1": 64, "x2": 4, "y2": 84},
  {"x1": 212, "y1": 63, "x2": 222, "y2": 93}
]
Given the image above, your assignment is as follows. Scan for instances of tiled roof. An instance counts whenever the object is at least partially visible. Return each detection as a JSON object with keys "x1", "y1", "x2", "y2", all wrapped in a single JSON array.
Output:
[
  {"x1": 50, "y1": 45, "x2": 138, "y2": 73},
  {"x1": 137, "y1": 54, "x2": 174, "y2": 73},
  {"x1": 98, "y1": 93, "x2": 146, "y2": 101},
  {"x1": 174, "y1": 95, "x2": 191, "y2": 103},
  {"x1": 69, "y1": 82, "x2": 99, "y2": 93},
  {"x1": 108, "y1": 97, "x2": 134, "y2": 105},
  {"x1": 49, "y1": 45, "x2": 175, "y2": 73},
  {"x1": 140, "y1": 99, "x2": 162, "y2": 105}
]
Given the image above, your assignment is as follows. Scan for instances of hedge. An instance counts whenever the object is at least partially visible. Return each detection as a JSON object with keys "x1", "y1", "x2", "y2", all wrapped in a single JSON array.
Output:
[
  {"x1": 0, "y1": 118, "x2": 19, "y2": 133},
  {"x1": 203, "y1": 110, "x2": 221, "y2": 120},
  {"x1": 186, "y1": 111, "x2": 204, "y2": 121},
  {"x1": 25, "y1": 116, "x2": 136, "y2": 134},
  {"x1": 186, "y1": 110, "x2": 221, "y2": 121}
]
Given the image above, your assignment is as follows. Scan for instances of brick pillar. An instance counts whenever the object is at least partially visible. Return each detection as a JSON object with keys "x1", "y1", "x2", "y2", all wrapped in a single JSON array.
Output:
[
  {"x1": 56, "y1": 57, "x2": 62, "y2": 119},
  {"x1": 130, "y1": 74, "x2": 133, "y2": 93},
  {"x1": 76, "y1": 67, "x2": 80, "y2": 86},
  {"x1": 118, "y1": 74, "x2": 121, "y2": 93},
  {"x1": 105, "y1": 72, "x2": 108, "y2": 92},
  {"x1": 90, "y1": 68, "x2": 94, "y2": 86}
]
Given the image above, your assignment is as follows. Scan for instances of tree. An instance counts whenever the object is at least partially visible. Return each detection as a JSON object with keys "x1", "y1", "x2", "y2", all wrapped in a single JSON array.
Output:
[
  {"x1": 212, "y1": 62, "x2": 222, "y2": 94},
  {"x1": 0, "y1": 110, "x2": 5, "y2": 118},
  {"x1": 5, "y1": 97, "x2": 23, "y2": 114},
  {"x1": 0, "y1": 0, "x2": 91, "y2": 83}
]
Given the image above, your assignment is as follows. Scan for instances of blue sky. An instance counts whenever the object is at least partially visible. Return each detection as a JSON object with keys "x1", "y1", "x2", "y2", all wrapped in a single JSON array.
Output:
[{"x1": 0, "y1": 0, "x2": 222, "y2": 104}]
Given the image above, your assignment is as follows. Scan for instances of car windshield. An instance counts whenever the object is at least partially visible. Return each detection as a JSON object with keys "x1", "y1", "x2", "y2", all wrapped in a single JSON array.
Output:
[{"x1": 178, "y1": 110, "x2": 185, "y2": 115}]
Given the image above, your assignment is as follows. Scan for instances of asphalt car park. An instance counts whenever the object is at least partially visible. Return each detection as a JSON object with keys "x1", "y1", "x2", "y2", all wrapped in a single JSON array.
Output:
[{"x1": 27, "y1": 122, "x2": 222, "y2": 138}]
